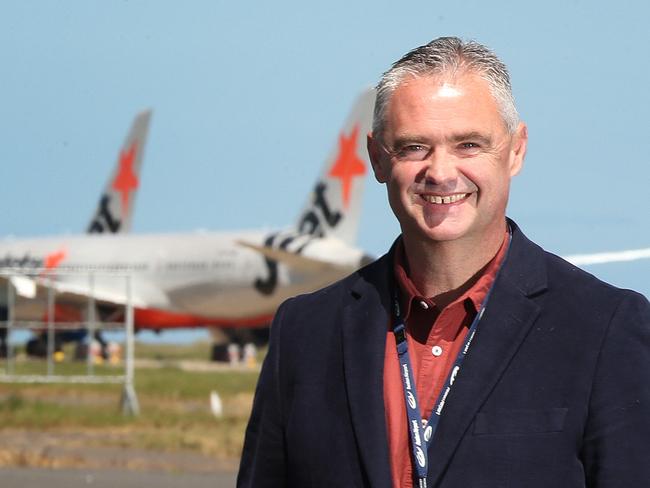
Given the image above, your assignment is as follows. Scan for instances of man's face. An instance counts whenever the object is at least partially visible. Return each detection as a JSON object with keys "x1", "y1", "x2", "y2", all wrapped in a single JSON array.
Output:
[{"x1": 369, "y1": 73, "x2": 527, "y2": 245}]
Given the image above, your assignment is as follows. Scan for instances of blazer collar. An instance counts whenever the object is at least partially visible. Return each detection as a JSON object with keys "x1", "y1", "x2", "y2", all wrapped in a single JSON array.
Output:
[
  {"x1": 341, "y1": 220, "x2": 548, "y2": 487},
  {"x1": 427, "y1": 220, "x2": 548, "y2": 485},
  {"x1": 500, "y1": 218, "x2": 548, "y2": 297},
  {"x1": 341, "y1": 246, "x2": 395, "y2": 488}
]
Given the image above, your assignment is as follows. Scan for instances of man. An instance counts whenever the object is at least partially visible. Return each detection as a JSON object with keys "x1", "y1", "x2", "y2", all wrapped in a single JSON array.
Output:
[{"x1": 238, "y1": 37, "x2": 650, "y2": 487}]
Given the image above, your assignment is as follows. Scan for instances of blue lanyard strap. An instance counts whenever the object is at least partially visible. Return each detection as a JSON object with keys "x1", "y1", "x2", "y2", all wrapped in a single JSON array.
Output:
[
  {"x1": 393, "y1": 320, "x2": 429, "y2": 484},
  {"x1": 392, "y1": 230, "x2": 511, "y2": 486}
]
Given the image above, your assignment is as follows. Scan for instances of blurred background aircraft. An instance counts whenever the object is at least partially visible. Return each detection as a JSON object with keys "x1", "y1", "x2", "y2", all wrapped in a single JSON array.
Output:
[{"x1": 0, "y1": 89, "x2": 375, "y2": 360}]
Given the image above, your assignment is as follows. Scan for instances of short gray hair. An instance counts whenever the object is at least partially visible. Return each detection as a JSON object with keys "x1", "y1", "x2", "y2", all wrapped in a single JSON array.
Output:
[{"x1": 373, "y1": 37, "x2": 519, "y2": 136}]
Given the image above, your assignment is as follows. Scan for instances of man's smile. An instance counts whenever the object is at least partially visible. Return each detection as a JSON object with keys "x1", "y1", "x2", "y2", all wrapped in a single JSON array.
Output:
[{"x1": 419, "y1": 192, "x2": 472, "y2": 205}]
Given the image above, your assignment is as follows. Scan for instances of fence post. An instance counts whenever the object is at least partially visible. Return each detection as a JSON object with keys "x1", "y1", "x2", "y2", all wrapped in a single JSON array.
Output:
[
  {"x1": 120, "y1": 274, "x2": 139, "y2": 415},
  {"x1": 87, "y1": 273, "x2": 96, "y2": 375},
  {"x1": 46, "y1": 282, "x2": 55, "y2": 376},
  {"x1": 6, "y1": 280, "x2": 15, "y2": 375}
]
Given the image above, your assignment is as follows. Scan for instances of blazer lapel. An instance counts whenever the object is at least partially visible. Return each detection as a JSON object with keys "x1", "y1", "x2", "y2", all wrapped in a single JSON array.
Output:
[
  {"x1": 426, "y1": 223, "x2": 548, "y2": 486},
  {"x1": 341, "y1": 255, "x2": 394, "y2": 488}
]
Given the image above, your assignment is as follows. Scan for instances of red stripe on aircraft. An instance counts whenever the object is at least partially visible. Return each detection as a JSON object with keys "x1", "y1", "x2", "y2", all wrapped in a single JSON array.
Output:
[
  {"x1": 134, "y1": 308, "x2": 273, "y2": 329},
  {"x1": 39, "y1": 306, "x2": 272, "y2": 330}
]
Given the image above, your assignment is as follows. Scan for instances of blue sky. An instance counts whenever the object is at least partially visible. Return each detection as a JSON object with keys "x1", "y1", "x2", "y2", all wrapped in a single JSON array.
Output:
[{"x1": 1, "y1": 0, "x2": 648, "y2": 311}]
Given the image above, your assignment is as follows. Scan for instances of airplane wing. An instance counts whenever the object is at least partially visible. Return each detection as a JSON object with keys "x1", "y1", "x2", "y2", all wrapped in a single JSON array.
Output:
[
  {"x1": 240, "y1": 243, "x2": 650, "y2": 269},
  {"x1": 236, "y1": 240, "x2": 354, "y2": 273},
  {"x1": 563, "y1": 247, "x2": 650, "y2": 266},
  {"x1": 1, "y1": 273, "x2": 150, "y2": 314}
]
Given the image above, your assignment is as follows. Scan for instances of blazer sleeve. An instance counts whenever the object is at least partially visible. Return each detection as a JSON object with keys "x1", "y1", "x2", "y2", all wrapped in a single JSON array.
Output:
[
  {"x1": 581, "y1": 291, "x2": 650, "y2": 487},
  {"x1": 237, "y1": 300, "x2": 289, "y2": 488}
]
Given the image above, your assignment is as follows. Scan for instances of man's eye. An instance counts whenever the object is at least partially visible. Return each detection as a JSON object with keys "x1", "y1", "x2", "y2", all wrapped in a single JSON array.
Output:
[
  {"x1": 460, "y1": 142, "x2": 479, "y2": 149},
  {"x1": 457, "y1": 142, "x2": 482, "y2": 154},
  {"x1": 395, "y1": 145, "x2": 429, "y2": 160}
]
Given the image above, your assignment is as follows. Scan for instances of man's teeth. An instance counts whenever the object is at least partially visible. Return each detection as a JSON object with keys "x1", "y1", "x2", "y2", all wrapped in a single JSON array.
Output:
[{"x1": 422, "y1": 193, "x2": 469, "y2": 204}]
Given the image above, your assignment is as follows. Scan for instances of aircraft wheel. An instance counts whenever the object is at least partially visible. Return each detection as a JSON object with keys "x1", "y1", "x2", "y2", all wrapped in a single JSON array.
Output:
[
  {"x1": 26, "y1": 338, "x2": 47, "y2": 357},
  {"x1": 211, "y1": 343, "x2": 231, "y2": 362}
]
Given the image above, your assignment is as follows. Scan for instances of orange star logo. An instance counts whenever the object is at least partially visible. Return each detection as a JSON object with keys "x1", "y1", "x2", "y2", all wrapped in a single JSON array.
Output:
[
  {"x1": 112, "y1": 142, "x2": 139, "y2": 213},
  {"x1": 328, "y1": 125, "x2": 366, "y2": 209},
  {"x1": 43, "y1": 249, "x2": 66, "y2": 271}
]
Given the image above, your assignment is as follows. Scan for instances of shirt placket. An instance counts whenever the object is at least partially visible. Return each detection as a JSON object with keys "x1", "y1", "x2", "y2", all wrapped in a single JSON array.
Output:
[{"x1": 418, "y1": 301, "x2": 473, "y2": 421}]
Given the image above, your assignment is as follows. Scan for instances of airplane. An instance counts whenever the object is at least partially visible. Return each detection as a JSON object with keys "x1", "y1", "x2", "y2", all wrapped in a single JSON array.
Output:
[
  {"x1": 0, "y1": 110, "x2": 152, "y2": 357},
  {"x1": 0, "y1": 89, "x2": 376, "y2": 360}
]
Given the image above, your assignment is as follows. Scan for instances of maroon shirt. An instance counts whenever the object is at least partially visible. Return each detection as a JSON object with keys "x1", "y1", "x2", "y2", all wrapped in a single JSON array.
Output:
[{"x1": 383, "y1": 234, "x2": 509, "y2": 487}]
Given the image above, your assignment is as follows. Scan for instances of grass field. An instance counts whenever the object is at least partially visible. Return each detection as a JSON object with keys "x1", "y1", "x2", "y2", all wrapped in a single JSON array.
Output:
[{"x1": 0, "y1": 341, "x2": 263, "y2": 470}]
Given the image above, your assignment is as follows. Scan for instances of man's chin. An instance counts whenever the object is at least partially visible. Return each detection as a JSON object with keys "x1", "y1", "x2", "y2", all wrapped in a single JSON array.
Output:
[
  {"x1": 419, "y1": 215, "x2": 473, "y2": 242},
  {"x1": 405, "y1": 220, "x2": 473, "y2": 244}
]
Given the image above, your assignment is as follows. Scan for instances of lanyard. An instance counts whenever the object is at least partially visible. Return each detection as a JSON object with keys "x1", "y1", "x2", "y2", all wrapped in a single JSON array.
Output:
[{"x1": 392, "y1": 232, "x2": 511, "y2": 487}]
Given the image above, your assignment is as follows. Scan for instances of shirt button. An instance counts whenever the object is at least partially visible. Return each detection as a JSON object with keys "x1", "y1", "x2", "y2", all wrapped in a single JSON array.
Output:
[
  {"x1": 419, "y1": 300, "x2": 429, "y2": 310},
  {"x1": 432, "y1": 345, "x2": 443, "y2": 357}
]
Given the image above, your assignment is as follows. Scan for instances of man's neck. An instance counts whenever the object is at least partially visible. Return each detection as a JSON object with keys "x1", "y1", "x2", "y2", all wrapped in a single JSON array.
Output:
[{"x1": 401, "y1": 223, "x2": 507, "y2": 304}]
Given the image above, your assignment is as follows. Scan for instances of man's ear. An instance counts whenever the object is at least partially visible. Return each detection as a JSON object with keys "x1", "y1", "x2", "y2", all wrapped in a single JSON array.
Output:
[
  {"x1": 367, "y1": 132, "x2": 388, "y2": 183},
  {"x1": 509, "y1": 122, "x2": 528, "y2": 177}
]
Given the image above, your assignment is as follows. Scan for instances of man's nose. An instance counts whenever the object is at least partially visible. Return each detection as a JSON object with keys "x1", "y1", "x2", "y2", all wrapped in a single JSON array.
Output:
[{"x1": 423, "y1": 149, "x2": 458, "y2": 184}]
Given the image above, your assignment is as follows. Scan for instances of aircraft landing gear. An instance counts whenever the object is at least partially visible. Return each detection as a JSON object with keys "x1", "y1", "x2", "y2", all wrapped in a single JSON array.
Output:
[
  {"x1": 210, "y1": 327, "x2": 269, "y2": 363},
  {"x1": 25, "y1": 333, "x2": 61, "y2": 358}
]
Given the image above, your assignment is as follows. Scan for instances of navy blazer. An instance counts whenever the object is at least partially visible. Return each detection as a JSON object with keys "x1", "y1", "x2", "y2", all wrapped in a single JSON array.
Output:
[{"x1": 238, "y1": 221, "x2": 650, "y2": 487}]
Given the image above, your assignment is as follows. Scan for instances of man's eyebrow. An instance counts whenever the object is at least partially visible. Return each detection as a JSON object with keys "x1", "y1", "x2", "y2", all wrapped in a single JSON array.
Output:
[
  {"x1": 448, "y1": 132, "x2": 493, "y2": 145},
  {"x1": 390, "y1": 134, "x2": 428, "y2": 146},
  {"x1": 390, "y1": 131, "x2": 494, "y2": 147}
]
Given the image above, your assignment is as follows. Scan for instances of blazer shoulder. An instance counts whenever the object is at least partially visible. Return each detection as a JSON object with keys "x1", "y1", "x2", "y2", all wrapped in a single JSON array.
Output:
[
  {"x1": 533, "y1": 248, "x2": 650, "y2": 331},
  {"x1": 278, "y1": 252, "x2": 391, "y2": 318},
  {"x1": 544, "y1": 249, "x2": 643, "y2": 299},
  {"x1": 505, "y1": 223, "x2": 646, "y2": 321}
]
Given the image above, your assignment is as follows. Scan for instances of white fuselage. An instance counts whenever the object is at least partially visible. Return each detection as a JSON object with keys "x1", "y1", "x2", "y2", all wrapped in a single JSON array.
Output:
[{"x1": 0, "y1": 230, "x2": 367, "y2": 326}]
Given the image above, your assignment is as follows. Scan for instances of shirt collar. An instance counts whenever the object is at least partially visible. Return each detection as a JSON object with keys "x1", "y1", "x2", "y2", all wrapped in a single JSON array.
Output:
[{"x1": 393, "y1": 230, "x2": 510, "y2": 322}]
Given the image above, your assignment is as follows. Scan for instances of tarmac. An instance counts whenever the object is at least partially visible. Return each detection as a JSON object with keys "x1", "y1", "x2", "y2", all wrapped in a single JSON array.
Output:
[
  {"x1": 0, "y1": 467, "x2": 237, "y2": 487},
  {"x1": 0, "y1": 428, "x2": 240, "y2": 487}
]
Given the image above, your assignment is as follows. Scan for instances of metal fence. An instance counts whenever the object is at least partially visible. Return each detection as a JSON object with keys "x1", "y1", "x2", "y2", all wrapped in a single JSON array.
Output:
[{"x1": 0, "y1": 268, "x2": 139, "y2": 415}]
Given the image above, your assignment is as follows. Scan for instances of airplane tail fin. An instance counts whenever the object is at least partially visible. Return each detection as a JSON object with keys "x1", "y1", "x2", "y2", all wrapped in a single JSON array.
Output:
[
  {"x1": 293, "y1": 88, "x2": 375, "y2": 246},
  {"x1": 87, "y1": 110, "x2": 152, "y2": 234}
]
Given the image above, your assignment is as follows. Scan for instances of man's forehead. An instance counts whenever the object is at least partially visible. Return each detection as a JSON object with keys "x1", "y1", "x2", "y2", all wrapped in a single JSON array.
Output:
[
  {"x1": 391, "y1": 71, "x2": 492, "y2": 100},
  {"x1": 436, "y1": 83, "x2": 463, "y2": 98},
  {"x1": 382, "y1": 72, "x2": 507, "y2": 136}
]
